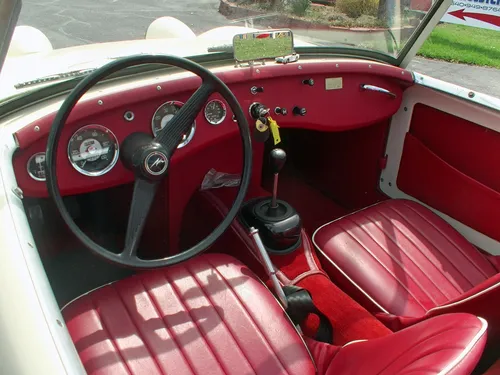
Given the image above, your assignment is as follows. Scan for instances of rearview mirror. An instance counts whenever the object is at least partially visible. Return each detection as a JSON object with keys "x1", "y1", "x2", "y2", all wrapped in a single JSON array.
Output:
[{"x1": 233, "y1": 30, "x2": 294, "y2": 62}]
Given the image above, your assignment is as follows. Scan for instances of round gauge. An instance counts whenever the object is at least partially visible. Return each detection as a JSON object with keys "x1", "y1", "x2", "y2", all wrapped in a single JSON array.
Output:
[
  {"x1": 27, "y1": 152, "x2": 47, "y2": 181},
  {"x1": 67, "y1": 125, "x2": 119, "y2": 177},
  {"x1": 151, "y1": 100, "x2": 196, "y2": 148},
  {"x1": 204, "y1": 99, "x2": 227, "y2": 125}
]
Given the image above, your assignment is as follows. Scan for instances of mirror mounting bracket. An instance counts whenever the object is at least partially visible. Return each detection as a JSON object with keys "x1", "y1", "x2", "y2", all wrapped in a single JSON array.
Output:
[{"x1": 234, "y1": 59, "x2": 266, "y2": 68}]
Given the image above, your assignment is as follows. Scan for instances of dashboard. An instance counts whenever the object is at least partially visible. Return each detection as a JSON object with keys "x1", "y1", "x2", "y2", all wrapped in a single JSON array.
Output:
[{"x1": 11, "y1": 59, "x2": 413, "y2": 197}]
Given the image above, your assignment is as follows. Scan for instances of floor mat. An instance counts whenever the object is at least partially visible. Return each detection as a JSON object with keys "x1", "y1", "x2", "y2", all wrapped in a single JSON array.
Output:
[{"x1": 44, "y1": 245, "x2": 135, "y2": 308}]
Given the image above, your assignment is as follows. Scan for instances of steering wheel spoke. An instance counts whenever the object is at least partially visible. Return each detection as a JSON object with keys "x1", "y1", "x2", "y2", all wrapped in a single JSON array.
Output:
[
  {"x1": 122, "y1": 178, "x2": 159, "y2": 260},
  {"x1": 154, "y1": 81, "x2": 214, "y2": 154}
]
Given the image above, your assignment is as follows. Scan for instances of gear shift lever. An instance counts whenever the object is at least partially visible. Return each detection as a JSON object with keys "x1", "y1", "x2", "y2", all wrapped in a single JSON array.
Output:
[
  {"x1": 269, "y1": 148, "x2": 286, "y2": 215},
  {"x1": 239, "y1": 147, "x2": 301, "y2": 253}
]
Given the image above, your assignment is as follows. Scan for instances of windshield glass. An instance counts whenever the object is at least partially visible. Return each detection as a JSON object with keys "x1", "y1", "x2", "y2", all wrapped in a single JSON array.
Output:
[{"x1": 3, "y1": 0, "x2": 437, "y2": 92}]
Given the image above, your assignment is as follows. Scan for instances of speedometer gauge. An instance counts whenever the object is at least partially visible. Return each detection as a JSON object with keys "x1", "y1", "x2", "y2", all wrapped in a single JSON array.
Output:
[
  {"x1": 67, "y1": 125, "x2": 119, "y2": 177},
  {"x1": 151, "y1": 100, "x2": 196, "y2": 148},
  {"x1": 204, "y1": 99, "x2": 227, "y2": 125}
]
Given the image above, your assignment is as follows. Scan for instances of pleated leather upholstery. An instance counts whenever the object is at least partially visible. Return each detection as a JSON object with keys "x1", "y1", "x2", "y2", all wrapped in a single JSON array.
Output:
[
  {"x1": 313, "y1": 199, "x2": 497, "y2": 318},
  {"x1": 63, "y1": 253, "x2": 315, "y2": 375}
]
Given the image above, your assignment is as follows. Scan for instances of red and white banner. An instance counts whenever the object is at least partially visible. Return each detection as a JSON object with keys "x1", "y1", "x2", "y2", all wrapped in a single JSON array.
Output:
[{"x1": 441, "y1": 1, "x2": 500, "y2": 30}]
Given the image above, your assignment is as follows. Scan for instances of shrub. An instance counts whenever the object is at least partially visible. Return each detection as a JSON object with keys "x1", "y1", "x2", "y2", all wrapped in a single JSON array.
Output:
[
  {"x1": 290, "y1": 0, "x2": 311, "y2": 16},
  {"x1": 354, "y1": 14, "x2": 382, "y2": 27},
  {"x1": 336, "y1": 0, "x2": 378, "y2": 18}
]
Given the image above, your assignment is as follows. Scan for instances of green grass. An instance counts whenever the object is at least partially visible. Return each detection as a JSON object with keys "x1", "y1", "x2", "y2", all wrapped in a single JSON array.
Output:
[
  {"x1": 233, "y1": 34, "x2": 293, "y2": 61},
  {"x1": 417, "y1": 24, "x2": 500, "y2": 68}
]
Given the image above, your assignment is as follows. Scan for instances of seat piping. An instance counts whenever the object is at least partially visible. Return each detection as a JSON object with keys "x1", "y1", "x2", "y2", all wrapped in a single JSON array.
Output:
[
  {"x1": 438, "y1": 317, "x2": 488, "y2": 375},
  {"x1": 344, "y1": 216, "x2": 437, "y2": 313},
  {"x1": 184, "y1": 264, "x2": 257, "y2": 374},
  {"x1": 139, "y1": 276, "x2": 198, "y2": 375},
  {"x1": 337, "y1": 218, "x2": 429, "y2": 312},
  {"x1": 311, "y1": 238, "x2": 389, "y2": 314},
  {"x1": 162, "y1": 271, "x2": 229, "y2": 375},
  {"x1": 426, "y1": 281, "x2": 500, "y2": 314},
  {"x1": 89, "y1": 296, "x2": 133, "y2": 375},
  {"x1": 113, "y1": 283, "x2": 164, "y2": 374},
  {"x1": 401, "y1": 202, "x2": 492, "y2": 280},
  {"x1": 206, "y1": 258, "x2": 291, "y2": 375},
  {"x1": 375, "y1": 208, "x2": 466, "y2": 296}
]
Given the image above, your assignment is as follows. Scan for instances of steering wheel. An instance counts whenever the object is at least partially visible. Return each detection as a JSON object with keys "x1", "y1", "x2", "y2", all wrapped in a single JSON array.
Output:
[{"x1": 46, "y1": 55, "x2": 252, "y2": 269}]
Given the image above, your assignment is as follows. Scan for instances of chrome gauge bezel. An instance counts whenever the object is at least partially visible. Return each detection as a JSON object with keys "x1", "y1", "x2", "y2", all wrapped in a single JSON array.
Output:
[
  {"x1": 67, "y1": 124, "x2": 119, "y2": 177},
  {"x1": 27, "y1": 152, "x2": 47, "y2": 181},
  {"x1": 204, "y1": 99, "x2": 227, "y2": 125},
  {"x1": 151, "y1": 100, "x2": 196, "y2": 149}
]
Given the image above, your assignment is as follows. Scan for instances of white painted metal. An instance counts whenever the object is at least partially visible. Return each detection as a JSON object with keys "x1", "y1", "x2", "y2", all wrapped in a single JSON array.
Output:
[
  {"x1": 414, "y1": 72, "x2": 500, "y2": 110},
  {"x1": 380, "y1": 77, "x2": 500, "y2": 255},
  {"x1": 0, "y1": 110, "x2": 86, "y2": 374}
]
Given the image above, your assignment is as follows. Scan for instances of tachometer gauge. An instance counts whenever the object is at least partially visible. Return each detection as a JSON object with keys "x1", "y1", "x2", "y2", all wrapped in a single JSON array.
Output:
[
  {"x1": 151, "y1": 100, "x2": 196, "y2": 148},
  {"x1": 27, "y1": 152, "x2": 47, "y2": 181},
  {"x1": 204, "y1": 99, "x2": 227, "y2": 125},
  {"x1": 67, "y1": 125, "x2": 119, "y2": 177}
]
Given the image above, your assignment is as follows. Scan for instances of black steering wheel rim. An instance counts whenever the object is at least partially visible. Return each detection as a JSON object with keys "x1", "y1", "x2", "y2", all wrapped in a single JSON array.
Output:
[{"x1": 46, "y1": 54, "x2": 252, "y2": 269}]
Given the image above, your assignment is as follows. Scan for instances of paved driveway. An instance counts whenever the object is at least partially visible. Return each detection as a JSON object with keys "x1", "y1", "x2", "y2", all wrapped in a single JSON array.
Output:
[
  {"x1": 408, "y1": 58, "x2": 500, "y2": 99},
  {"x1": 18, "y1": 0, "x2": 228, "y2": 48}
]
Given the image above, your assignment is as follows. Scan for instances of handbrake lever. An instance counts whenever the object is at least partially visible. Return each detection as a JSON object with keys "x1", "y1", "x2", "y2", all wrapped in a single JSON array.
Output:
[{"x1": 249, "y1": 227, "x2": 288, "y2": 308}]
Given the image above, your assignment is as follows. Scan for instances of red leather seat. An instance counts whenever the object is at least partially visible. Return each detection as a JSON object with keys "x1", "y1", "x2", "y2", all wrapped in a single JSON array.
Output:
[
  {"x1": 63, "y1": 253, "x2": 487, "y2": 374},
  {"x1": 313, "y1": 199, "x2": 500, "y2": 333}
]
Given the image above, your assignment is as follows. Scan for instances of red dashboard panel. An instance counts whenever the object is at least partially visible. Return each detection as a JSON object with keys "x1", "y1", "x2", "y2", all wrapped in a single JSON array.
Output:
[{"x1": 13, "y1": 60, "x2": 412, "y2": 197}]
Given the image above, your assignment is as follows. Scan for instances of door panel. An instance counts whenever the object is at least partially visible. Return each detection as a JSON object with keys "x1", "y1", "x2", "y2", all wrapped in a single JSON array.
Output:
[
  {"x1": 380, "y1": 74, "x2": 500, "y2": 254},
  {"x1": 409, "y1": 104, "x2": 500, "y2": 192},
  {"x1": 398, "y1": 132, "x2": 500, "y2": 242}
]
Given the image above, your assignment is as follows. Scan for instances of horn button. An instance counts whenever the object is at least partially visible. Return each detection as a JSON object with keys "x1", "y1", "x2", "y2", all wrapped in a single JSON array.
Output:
[{"x1": 120, "y1": 132, "x2": 170, "y2": 180}]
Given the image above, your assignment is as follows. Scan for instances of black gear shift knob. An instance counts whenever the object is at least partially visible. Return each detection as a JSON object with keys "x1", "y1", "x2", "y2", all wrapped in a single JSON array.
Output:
[{"x1": 270, "y1": 148, "x2": 286, "y2": 175}]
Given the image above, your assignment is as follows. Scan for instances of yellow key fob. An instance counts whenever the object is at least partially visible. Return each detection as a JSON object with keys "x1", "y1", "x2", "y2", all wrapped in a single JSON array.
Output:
[
  {"x1": 267, "y1": 116, "x2": 281, "y2": 145},
  {"x1": 254, "y1": 118, "x2": 270, "y2": 143},
  {"x1": 256, "y1": 118, "x2": 268, "y2": 132}
]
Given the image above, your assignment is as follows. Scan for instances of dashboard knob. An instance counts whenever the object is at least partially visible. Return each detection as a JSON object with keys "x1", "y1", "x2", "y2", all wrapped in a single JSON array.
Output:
[
  {"x1": 292, "y1": 106, "x2": 307, "y2": 116},
  {"x1": 251, "y1": 86, "x2": 264, "y2": 95},
  {"x1": 302, "y1": 79, "x2": 314, "y2": 86},
  {"x1": 274, "y1": 107, "x2": 288, "y2": 116},
  {"x1": 250, "y1": 102, "x2": 270, "y2": 119}
]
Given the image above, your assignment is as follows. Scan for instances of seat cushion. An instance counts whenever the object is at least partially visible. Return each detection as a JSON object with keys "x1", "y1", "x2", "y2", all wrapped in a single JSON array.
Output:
[
  {"x1": 63, "y1": 253, "x2": 315, "y2": 375},
  {"x1": 313, "y1": 199, "x2": 497, "y2": 318},
  {"x1": 325, "y1": 313, "x2": 487, "y2": 375}
]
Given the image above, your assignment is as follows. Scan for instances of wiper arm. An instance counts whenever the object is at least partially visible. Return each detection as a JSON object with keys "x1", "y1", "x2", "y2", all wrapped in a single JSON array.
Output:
[
  {"x1": 207, "y1": 44, "x2": 233, "y2": 53},
  {"x1": 14, "y1": 68, "x2": 96, "y2": 89}
]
